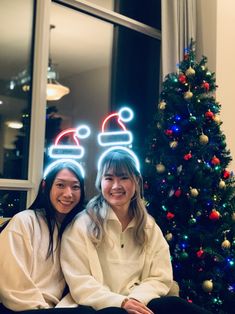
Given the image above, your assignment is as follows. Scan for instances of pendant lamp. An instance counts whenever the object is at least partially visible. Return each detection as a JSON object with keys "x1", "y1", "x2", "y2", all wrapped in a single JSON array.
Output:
[{"x1": 47, "y1": 25, "x2": 70, "y2": 101}]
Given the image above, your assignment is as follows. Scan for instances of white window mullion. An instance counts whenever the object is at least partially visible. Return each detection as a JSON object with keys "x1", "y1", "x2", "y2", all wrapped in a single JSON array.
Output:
[{"x1": 27, "y1": 0, "x2": 51, "y2": 206}]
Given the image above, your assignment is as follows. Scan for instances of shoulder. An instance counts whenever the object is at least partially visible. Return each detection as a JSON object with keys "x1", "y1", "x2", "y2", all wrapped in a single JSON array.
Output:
[
  {"x1": 145, "y1": 214, "x2": 159, "y2": 230},
  {"x1": 145, "y1": 214, "x2": 167, "y2": 244},
  {"x1": 66, "y1": 210, "x2": 90, "y2": 233},
  {"x1": 2, "y1": 210, "x2": 45, "y2": 235}
]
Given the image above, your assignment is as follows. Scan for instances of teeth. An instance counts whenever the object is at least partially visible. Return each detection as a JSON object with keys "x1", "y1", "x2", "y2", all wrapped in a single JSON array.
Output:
[{"x1": 60, "y1": 200, "x2": 72, "y2": 205}]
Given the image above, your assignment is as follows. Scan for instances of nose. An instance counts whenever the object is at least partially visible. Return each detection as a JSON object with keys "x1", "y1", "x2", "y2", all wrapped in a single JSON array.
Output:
[
  {"x1": 63, "y1": 186, "x2": 73, "y2": 197},
  {"x1": 112, "y1": 179, "x2": 121, "y2": 188}
]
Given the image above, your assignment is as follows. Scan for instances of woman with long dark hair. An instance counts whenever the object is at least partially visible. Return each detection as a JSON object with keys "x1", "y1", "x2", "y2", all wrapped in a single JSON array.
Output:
[{"x1": 0, "y1": 160, "x2": 88, "y2": 313}]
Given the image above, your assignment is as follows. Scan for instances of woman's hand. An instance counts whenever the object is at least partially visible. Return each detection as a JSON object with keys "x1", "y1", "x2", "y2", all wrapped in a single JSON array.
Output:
[{"x1": 122, "y1": 298, "x2": 154, "y2": 314}]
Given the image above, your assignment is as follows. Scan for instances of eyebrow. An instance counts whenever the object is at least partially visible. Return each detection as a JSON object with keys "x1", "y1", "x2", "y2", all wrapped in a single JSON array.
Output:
[
  {"x1": 54, "y1": 178, "x2": 80, "y2": 183},
  {"x1": 103, "y1": 172, "x2": 127, "y2": 177}
]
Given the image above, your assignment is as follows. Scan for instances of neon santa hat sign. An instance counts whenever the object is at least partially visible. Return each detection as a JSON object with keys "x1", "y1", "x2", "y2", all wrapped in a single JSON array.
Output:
[
  {"x1": 97, "y1": 107, "x2": 140, "y2": 172},
  {"x1": 44, "y1": 124, "x2": 91, "y2": 178},
  {"x1": 98, "y1": 107, "x2": 133, "y2": 147}
]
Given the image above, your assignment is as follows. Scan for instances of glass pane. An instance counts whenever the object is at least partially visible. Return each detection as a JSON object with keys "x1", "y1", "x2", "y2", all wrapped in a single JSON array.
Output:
[
  {"x1": 45, "y1": 3, "x2": 160, "y2": 198},
  {"x1": 0, "y1": 0, "x2": 35, "y2": 179},
  {"x1": 45, "y1": 3, "x2": 113, "y2": 198},
  {"x1": 83, "y1": 0, "x2": 161, "y2": 29},
  {"x1": 0, "y1": 190, "x2": 27, "y2": 218},
  {"x1": 111, "y1": 26, "x2": 161, "y2": 159}
]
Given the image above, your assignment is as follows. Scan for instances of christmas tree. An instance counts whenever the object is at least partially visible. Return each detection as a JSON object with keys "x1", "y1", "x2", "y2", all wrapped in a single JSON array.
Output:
[{"x1": 143, "y1": 41, "x2": 235, "y2": 313}]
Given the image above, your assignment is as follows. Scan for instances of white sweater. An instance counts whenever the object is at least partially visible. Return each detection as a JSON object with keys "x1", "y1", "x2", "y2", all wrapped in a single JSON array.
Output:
[
  {"x1": 61, "y1": 208, "x2": 173, "y2": 310},
  {"x1": 0, "y1": 210, "x2": 74, "y2": 311}
]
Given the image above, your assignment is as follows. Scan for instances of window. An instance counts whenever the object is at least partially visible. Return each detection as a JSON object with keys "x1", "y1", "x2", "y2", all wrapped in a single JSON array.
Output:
[
  {"x1": 0, "y1": 0, "x2": 161, "y2": 216},
  {"x1": 0, "y1": 0, "x2": 35, "y2": 179},
  {"x1": 45, "y1": 1, "x2": 161, "y2": 197},
  {"x1": 0, "y1": 0, "x2": 35, "y2": 218}
]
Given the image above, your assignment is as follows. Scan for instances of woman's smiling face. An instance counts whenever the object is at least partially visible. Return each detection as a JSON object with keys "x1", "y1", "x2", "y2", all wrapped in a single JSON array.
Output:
[
  {"x1": 101, "y1": 169, "x2": 135, "y2": 212},
  {"x1": 50, "y1": 168, "x2": 81, "y2": 222}
]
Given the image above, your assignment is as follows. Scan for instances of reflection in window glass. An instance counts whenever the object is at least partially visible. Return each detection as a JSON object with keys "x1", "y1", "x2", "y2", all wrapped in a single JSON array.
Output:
[
  {"x1": 0, "y1": 0, "x2": 35, "y2": 179},
  {"x1": 0, "y1": 190, "x2": 27, "y2": 218},
  {"x1": 111, "y1": 26, "x2": 161, "y2": 159},
  {"x1": 46, "y1": 2, "x2": 160, "y2": 198},
  {"x1": 45, "y1": 3, "x2": 113, "y2": 198}
]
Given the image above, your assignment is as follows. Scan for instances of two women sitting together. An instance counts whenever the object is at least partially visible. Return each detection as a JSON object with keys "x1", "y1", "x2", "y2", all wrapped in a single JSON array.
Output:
[{"x1": 0, "y1": 149, "x2": 211, "y2": 314}]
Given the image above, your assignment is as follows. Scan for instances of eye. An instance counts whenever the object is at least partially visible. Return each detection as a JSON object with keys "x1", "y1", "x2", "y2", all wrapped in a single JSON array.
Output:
[
  {"x1": 73, "y1": 184, "x2": 81, "y2": 190},
  {"x1": 56, "y1": 183, "x2": 64, "y2": 189},
  {"x1": 104, "y1": 176, "x2": 112, "y2": 181},
  {"x1": 121, "y1": 176, "x2": 129, "y2": 180}
]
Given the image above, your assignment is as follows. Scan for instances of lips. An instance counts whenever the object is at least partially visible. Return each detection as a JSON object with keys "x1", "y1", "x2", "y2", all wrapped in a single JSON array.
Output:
[
  {"x1": 59, "y1": 200, "x2": 73, "y2": 206},
  {"x1": 111, "y1": 191, "x2": 125, "y2": 196}
]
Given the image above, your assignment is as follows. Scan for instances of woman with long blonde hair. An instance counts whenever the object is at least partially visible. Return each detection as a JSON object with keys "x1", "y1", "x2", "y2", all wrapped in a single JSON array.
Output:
[{"x1": 61, "y1": 149, "x2": 211, "y2": 314}]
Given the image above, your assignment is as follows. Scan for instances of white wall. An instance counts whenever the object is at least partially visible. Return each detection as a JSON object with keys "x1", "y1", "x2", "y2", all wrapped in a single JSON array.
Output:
[
  {"x1": 197, "y1": 0, "x2": 235, "y2": 171},
  {"x1": 216, "y1": 0, "x2": 235, "y2": 172}
]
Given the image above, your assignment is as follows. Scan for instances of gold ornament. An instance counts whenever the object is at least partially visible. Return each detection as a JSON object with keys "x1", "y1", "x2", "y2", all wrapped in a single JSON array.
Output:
[
  {"x1": 213, "y1": 115, "x2": 221, "y2": 124},
  {"x1": 184, "y1": 90, "x2": 193, "y2": 100},
  {"x1": 185, "y1": 66, "x2": 195, "y2": 77},
  {"x1": 232, "y1": 212, "x2": 235, "y2": 221},
  {"x1": 156, "y1": 163, "x2": 166, "y2": 173},
  {"x1": 158, "y1": 101, "x2": 166, "y2": 110},
  {"x1": 165, "y1": 232, "x2": 173, "y2": 242},
  {"x1": 190, "y1": 187, "x2": 199, "y2": 198},
  {"x1": 219, "y1": 180, "x2": 226, "y2": 189},
  {"x1": 199, "y1": 134, "x2": 209, "y2": 145},
  {"x1": 202, "y1": 280, "x2": 213, "y2": 292},
  {"x1": 169, "y1": 141, "x2": 178, "y2": 149},
  {"x1": 221, "y1": 239, "x2": 231, "y2": 249}
]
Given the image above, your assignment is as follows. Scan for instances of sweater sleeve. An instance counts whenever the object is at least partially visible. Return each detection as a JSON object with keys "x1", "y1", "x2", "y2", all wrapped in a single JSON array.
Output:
[
  {"x1": 128, "y1": 222, "x2": 173, "y2": 304},
  {"x1": 0, "y1": 216, "x2": 49, "y2": 311},
  {"x1": 61, "y1": 217, "x2": 126, "y2": 310}
]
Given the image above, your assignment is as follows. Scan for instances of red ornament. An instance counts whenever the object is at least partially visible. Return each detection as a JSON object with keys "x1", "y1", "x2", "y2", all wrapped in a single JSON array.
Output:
[
  {"x1": 184, "y1": 153, "x2": 192, "y2": 160},
  {"x1": 196, "y1": 248, "x2": 205, "y2": 259},
  {"x1": 166, "y1": 212, "x2": 175, "y2": 220},
  {"x1": 202, "y1": 81, "x2": 210, "y2": 92},
  {"x1": 223, "y1": 169, "x2": 230, "y2": 179},
  {"x1": 209, "y1": 209, "x2": 220, "y2": 221},
  {"x1": 165, "y1": 129, "x2": 173, "y2": 136},
  {"x1": 184, "y1": 54, "x2": 189, "y2": 60},
  {"x1": 205, "y1": 110, "x2": 214, "y2": 119},
  {"x1": 174, "y1": 189, "x2": 182, "y2": 197},
  {"x1": 179, "y1": 74, "x2": 187, "y2": 84},
  {"x1": 211, "y1": 156, "x2": 220, "y2": 165}
]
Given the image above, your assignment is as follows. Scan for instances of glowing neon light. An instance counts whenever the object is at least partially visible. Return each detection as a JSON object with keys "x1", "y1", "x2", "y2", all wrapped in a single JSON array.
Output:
[
  {"x1": 98, "y1": 107, "x2": 134, "y2": 147},
  {"x1": 98, "y1": 131, "x2": 133, "y2": 147},
  {"x1": 46, "y1": 124, "x2": 90, "y2": 178},
  {"x1": 55, "y1": 128, "x2": 79, "y2": 146},
  {"x1": 97, "y1": 146, "x2": 140, "y2": 173},
  {"x1": 44, "y1": 159, "x2": 85, "y2": 179},
  {"x1": 76, "y1": 125, "x2": 91, "y2": 139},
  {"x1": 101, "y1": 113, "x2": 126, "y2": 132},
  {"x1": 118, "y1": 107, "x2": 134, "y2": 122},
  {"x1": 48, "y1": 145, "x2": 84, "y2": 159},
  {"x1": 48, "y1": 125, "x2": 91, "y2": 159}
]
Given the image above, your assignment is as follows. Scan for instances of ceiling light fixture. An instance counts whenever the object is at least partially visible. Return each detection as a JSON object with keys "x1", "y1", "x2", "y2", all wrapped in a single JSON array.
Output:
[
  {"x1": 47, "y1": 25, "x2": 70, "y2": 101},
  {"x1": 6, "y1": 121, "x2": 23, "y2": 129}
]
